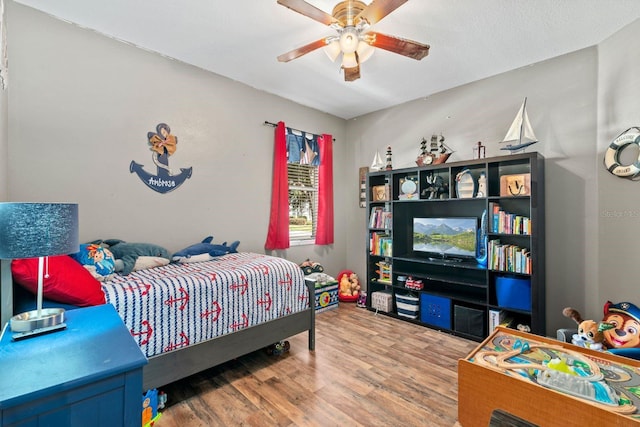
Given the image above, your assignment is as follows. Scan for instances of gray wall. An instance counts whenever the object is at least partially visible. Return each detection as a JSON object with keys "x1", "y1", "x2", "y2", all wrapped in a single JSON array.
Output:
[
  {"x1": 6, "y1": 2, "x2": 640, "y2": 336},
  {"x1": 597, "y1": 19, "x2": 640, "y2": 309},
  {"x1": 6, "y1": 2, "x2": 348, "y2": 275}
]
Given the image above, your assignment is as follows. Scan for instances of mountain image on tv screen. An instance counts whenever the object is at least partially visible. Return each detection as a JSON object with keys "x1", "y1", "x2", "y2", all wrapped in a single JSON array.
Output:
[{"x1": 413, "y1": 217, "x2": 477, "y2": 257}]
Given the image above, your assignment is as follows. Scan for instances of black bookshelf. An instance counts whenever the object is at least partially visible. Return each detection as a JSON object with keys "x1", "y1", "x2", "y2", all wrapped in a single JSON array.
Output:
[{"x1": 365, "y1": 152, "x2": 545, "y2": 341}]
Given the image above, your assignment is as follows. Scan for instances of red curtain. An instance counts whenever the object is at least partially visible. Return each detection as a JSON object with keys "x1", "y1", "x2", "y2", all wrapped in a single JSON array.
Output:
[
  {"x1": 315, "y1": 134, "x2": 334, "y2": 245},
  {"x1": 264, "y1": 122, "x2": 290, "y2": 250}
]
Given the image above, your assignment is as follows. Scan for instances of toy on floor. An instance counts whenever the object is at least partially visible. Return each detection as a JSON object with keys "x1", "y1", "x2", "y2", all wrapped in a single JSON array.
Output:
[
  {"x1": 299, "y1": 259, "x2": 324, "y2": 275},
  {"x1": 265, "y1": 340, "x2": 290, "y2": 356},
  {"x1": 356, "y1": 291, "x2": 367, "y2": 308},
  {"x1": 142, "y1": 389, "x2": 167, "y2": 427},
  {"x1": 562, "y1": 307, "x2": 611, "y2": 351},
  {"x1": 339, "y1": 273, "x2": 361, "y2": 298},
  {"x1": 336, "y1": 269, "x2": 361, "y2": 302}
]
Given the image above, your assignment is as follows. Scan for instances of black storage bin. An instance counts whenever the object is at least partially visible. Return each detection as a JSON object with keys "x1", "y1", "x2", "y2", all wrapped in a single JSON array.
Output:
[{"x1": 454, "y1": 305, "x2": 485, "y2": 338}]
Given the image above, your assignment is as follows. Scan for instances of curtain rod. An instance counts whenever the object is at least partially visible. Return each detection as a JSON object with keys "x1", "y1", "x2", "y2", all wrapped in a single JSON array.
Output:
[{"x1": 263, "y1": 121, "x2": 335, "y2": 142}]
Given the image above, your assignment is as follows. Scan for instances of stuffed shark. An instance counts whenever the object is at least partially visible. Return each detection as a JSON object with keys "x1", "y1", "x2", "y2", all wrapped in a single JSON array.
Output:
[
  {"x1": 102, "y1": 239, "x2": 171, "y2": 275},
  {"x1": 172, "y1": 236, "x2": 239, "y2": 263}
]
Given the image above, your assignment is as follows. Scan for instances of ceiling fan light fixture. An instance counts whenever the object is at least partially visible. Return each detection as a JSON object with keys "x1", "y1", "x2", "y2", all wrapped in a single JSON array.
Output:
[
  {"x1": 339, "y1": 27, "x2": 359, "y2": 54},
  {"x1": 356, "y1": 41, "x2": 374, "y2": 63},
  {"x1": 276, "y1": 0, "x2": 430, "y2": 82},
  {"x1": 324, "y1": 40, "x2": 341, "y2": 62},
  {"x1": 341, "y1": 52, "x2": 358, "y2": 68}
]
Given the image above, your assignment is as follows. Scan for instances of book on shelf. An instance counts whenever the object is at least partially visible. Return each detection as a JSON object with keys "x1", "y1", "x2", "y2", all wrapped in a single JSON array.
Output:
[
  {"x1": 488, "y1": 309, "x2": 506, "y2": 334},
  {"x1": 489, "y1": 309, "x2": 516, "y2": 333},
  {"x1": 370, "y1": 232, "x2": 392, "y2": 257},
  {"x1": 369, "y1": 206, "x2": 392, "y2": 229},
  {"x1": 488, "y1": 202, "x2": 531, "y2": 235},
  {"x1": 488, "y1": 239, "x2": 531, "y2": 274}
]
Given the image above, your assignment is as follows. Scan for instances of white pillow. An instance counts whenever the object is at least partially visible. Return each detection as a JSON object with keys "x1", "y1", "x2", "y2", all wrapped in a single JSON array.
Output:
[
  {"x1": 133, "y1": 256, "x2": 171, "y2": 271},
  {"x1": 172, "y1": 253, "x2": 214, "y2": 264}
]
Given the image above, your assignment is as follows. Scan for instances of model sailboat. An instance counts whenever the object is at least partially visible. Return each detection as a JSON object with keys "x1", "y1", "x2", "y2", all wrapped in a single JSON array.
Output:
[
  {"x1": 431, "y1": 134, "x2": 454, "y2": 164},
  {"x1": 500, "y1": 98, "x2": 538, "y2": 153},
  {"x1": 416, "y1": 134, "x2": 454, "y2": 166},
  {"x1": 371, "y1": 150, "x2": 384, "y2": 171}
]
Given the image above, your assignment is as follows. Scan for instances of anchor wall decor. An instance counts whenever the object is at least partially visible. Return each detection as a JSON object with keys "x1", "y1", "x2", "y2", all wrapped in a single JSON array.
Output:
[{"x1": 130, "y1": 122, "x2": 192, "y2": 193}]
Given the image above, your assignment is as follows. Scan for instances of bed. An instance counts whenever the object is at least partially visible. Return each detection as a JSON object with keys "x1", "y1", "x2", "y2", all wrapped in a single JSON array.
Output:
[{"x1": 0, "y1": 253, "x2": 315, "y2": 391}]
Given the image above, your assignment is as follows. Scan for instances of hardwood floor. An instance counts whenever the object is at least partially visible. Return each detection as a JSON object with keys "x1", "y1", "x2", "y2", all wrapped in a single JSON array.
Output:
[{"x1": 159, "y1": 303, "x2": 478, "y2": 426}]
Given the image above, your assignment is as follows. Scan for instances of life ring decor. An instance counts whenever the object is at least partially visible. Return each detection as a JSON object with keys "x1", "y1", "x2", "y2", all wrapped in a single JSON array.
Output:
[{"x1": 604, "y1": 127, "x2": 640, "y2": 180}]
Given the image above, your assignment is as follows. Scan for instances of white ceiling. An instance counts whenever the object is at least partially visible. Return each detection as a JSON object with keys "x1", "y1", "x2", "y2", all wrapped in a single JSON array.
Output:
[{"x1": 13, "y1": 0, "x2": 640, "y2": 119}]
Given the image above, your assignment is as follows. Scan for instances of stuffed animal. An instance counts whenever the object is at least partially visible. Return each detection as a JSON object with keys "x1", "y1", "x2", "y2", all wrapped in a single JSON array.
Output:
[
  {"x1": 102, "y1": 239, "x2": 171, "y2": 275},
  {"x1": 562, "y1": 307, "x2": 610, "y2": 351},
  {"x1": 601, "y1": 301, "x2": 640, "y2": 359},
  {"x1": 172, "y1": 236, "x2": 239, "y2": 263},
  {"x1": 339, "y1": 274, "x2": 352, "y2": 295},
  {"x1": 339, "y1": 273, "x2": 361, "y2": 297},
  {"x1": 299, "y1": 259, "x2": 324, "y2": 275},
  {"x1": 265, "y1": 340, "x2": 290, "y2": 356}
]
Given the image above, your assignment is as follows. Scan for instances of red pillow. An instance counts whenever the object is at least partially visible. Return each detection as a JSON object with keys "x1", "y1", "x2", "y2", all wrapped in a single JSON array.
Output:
[{"x1": 12, "y1": 255, "x2": 106, "y2": 306}]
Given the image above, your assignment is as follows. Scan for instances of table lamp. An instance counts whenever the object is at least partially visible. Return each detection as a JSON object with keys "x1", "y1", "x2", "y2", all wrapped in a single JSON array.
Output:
[{"x1": 0, "y1": 203, "x2": 78, "y2": 339}]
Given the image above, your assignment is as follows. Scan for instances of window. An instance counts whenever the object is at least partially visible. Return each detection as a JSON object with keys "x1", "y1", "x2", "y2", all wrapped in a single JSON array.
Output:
[{"x1": 288, "y1": 163, "x2": 318, "y2": 242}]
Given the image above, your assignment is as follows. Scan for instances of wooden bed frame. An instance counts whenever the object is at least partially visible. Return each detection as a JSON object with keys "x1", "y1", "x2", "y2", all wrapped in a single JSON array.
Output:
[{"x1": 0, "y1": 260, "x2": 316, "y2": 391}]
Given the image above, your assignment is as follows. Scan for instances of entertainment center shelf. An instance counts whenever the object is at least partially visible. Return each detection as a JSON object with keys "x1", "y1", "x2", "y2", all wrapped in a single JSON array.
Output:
[{"x1": 365, "y1": 152, "x2": 545, "y2": 341}]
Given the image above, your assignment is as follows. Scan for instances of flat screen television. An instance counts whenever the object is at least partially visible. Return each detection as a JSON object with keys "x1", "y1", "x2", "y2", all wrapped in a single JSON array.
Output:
[{"x1": 413, "y1": 217, "x2": 477, "y2": 260}]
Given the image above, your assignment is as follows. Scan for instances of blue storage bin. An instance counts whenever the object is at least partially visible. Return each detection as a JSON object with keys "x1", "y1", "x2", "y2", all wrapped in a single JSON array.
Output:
[
  {"x1": 496, "y1": 276, "x2": 531, "y2": 311},
  {"x1": 420, "y1": 294, "x2": 451, "y2": 329}
]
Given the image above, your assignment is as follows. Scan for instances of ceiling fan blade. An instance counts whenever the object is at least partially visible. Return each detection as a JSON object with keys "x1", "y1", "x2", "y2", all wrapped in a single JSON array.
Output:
[
  {"x1": 277, "y1": 0, "x2": 340, "y2": 27},
  {"x1": 344, "y1": 64, "x2": 361, "y2": 82},
  {"x1": 277, "y1": 38, "x2": 329, "y2": 62},
  {"x1": 368, "y1": 31, "x2": 430, "y2": 60},
  {"x1": 356, "y1": 0, "x2": 408, "y2": 26}
]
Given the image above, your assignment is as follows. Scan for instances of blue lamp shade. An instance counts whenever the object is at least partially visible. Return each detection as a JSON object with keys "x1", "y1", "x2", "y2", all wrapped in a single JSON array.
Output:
[{"x1": 0, "y1": 203, "x2": 79, "y2": 259}]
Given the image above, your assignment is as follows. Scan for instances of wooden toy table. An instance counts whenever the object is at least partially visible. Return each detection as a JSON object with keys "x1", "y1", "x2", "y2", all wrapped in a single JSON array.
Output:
[{"x1": 458, "y1": 327, "x2": 640, "y2": 426}]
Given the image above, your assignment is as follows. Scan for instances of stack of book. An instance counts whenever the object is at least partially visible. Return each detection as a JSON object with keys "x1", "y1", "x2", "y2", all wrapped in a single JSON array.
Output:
[
  {"x1": 369, "y1": 207, "x2": 392, "y2": 229},
  {"x1": 489, "y1": 202, "x2": 531, "y2": 235},
  {"x1": 370, "y1": 232, "x2": 392, "y2": 257},
  {"x1": 488, "y1": 239, "x2": 530, "y2": 274}
]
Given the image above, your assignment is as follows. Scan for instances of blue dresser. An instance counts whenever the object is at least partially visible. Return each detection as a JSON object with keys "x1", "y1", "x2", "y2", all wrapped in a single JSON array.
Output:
[{"x1": 0, "y1": 304, "x2": 147, "y2": 426}]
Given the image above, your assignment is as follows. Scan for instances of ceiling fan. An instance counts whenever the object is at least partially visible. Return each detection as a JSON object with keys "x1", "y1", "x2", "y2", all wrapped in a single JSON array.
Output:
[{"x1": 277, "y1": 0, "x2": 430, "y2": 82}]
